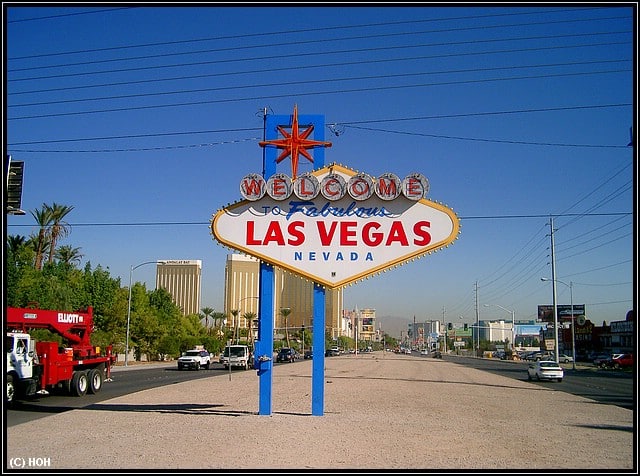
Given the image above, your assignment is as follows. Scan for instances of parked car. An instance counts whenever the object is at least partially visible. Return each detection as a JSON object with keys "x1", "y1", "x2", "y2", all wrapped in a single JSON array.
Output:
[
  {"x1": 557, "y1": 353, "x2": 574, "y2": 363},
  {"x1": 527, "y1": 361, "x2": 564, "y2": 382},
  {"x1": 524, "y1": 351, "x2": 542, "y2": 361},
  {"x1": 304, "y1": 350, "x2": 313, "y2": 359},
  {"x1": 600, "y1": 353, "x2": 634, "y2": 370},
  {"x1": 325, "y1": 348, "x2": 340, "y2": 357},
  {"x1": 592, "y1": 353, "x2": 612, "y2": 366},
  {"x1": 535, "y1": 352, "x2": 555, "y2": 361},
  {"x1": 431, "y1": 351, "x2": 442, "y2": 359},
  {"x1": 276, "y1": 348, "x2": 296, "y2": 363}
]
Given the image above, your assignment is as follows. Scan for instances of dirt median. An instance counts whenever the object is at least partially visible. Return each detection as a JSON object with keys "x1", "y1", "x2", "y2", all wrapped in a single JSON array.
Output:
[{"x1": 5, "y1": 352, "x2": 634, "y2": 470}]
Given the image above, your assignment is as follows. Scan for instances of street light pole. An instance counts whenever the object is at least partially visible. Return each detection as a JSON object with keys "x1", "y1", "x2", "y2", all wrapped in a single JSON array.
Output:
[
  {"x1": 542, "y1": 277, "x2": 576, "y2": 370},
  {"x1": 484, "y1": 304, "x2": 515, "y2": 352},
  {"x1": 126, "y1": 260, "x2": 163, "y2": 366}
]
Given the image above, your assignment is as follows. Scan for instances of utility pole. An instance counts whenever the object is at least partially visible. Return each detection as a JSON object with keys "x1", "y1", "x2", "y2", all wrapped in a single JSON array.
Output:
[
  {"x1": 550, "y1": 217, "x2": 560, "y2": 364},
  {"x1": 474, "y1": 281, "x2": 480, "y2": 358},
  {"x1": 442, "y1": 306, "x2": 447, "y2": 353},
  {"x1": 413, "y1": 315, "x2": 416, "y2": 349}
]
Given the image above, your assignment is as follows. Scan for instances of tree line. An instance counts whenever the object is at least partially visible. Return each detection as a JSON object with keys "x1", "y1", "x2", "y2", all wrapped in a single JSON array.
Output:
[{"x1": 6, "y1": 202, "x2": 236, "y2": 361}]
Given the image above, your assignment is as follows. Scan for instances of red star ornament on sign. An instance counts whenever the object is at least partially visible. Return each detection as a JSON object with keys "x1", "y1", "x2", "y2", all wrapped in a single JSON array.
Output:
[{"x1": 259, "y1": 104, "x2": 333, "y2": 178}]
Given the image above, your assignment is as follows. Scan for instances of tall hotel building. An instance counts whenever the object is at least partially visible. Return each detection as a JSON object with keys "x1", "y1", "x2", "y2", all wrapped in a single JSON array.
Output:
[
  {"x1": 156, "y1": 260, "x2": 202, "y2": 316},
  {"x1": 224, "y1": 254, "x2": 342, "y2": 335}
]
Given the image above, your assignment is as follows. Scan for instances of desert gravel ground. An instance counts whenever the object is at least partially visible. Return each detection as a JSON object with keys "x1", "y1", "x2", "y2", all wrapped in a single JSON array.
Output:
[{"x1": 5, "y1": 352, "x2": 635, "y2": 471}]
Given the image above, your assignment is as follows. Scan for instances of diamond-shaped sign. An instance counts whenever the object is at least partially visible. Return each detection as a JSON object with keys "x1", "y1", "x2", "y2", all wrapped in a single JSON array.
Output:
[{"x1": 211, "y1": 164, "x2": 460, "y2": 288}]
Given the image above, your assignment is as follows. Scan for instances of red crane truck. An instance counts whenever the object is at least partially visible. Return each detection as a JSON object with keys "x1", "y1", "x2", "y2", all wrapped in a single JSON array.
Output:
[{"x1": 6, "y1": 306, "x2": 116, "y2": 405}]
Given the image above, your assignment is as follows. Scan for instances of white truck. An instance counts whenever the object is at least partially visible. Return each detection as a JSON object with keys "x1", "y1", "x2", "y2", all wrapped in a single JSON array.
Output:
[
  {"x1": 177, "y1": 349, "x2": 211, "y2": 370},
  {"x1": 220, "y1": 345, "x2": 251, "y2": 370}
]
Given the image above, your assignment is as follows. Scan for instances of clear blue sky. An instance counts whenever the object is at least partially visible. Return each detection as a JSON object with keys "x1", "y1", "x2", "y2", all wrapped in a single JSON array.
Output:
[{"x1": 5, "y1": 4, "x2": 635, "y2": 338}]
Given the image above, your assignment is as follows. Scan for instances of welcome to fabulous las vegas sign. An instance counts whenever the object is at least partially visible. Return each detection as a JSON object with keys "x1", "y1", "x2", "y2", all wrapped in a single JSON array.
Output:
[{"x1": 210, "y1": 106, "x2": 460, "y2": 288}]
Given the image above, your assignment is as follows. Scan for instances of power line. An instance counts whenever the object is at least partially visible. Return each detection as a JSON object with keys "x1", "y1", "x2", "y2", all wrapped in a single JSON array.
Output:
[
  {"x1": 7, "y1": 104, "x2": 630, "y2": 146},
  {"x1": 6, "y1": 212, "x2": 631, "y2": 229},
  {"x1": 10, "y1": 59, "x2": 631, "y2": 109},
  {"x1": 6, "y1": 7, "x2": 136, "y2": 24},
  {"x1": 9, "y1": 36, "x2": 629, "y2": 93},
  {"x1": 7, "y1": 69, "x2": 631, "y2": 121},
  {"x1": 7, "y1": 7, "x2": 616, "y2": 60}
]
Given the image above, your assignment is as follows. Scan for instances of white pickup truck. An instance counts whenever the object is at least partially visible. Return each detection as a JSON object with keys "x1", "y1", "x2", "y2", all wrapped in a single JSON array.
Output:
[
  {"x1": 220, "y1": 345, "x2": 251, "y2": 370},
  {"x1": 177, "y1": 349, "x2": 211, "y2": 370}
]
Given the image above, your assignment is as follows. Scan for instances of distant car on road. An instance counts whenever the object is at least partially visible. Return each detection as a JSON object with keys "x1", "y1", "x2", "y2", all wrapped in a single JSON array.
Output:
[
  {"x1": 276, "y1": 348, "x2": 296, "y2": 363},
  {"x1": 527, "y1": 361, "x2": 564, "y2": 382},
  {"x1": 304, "y1": 350, "x2": 313, "y2": 359},
  {"x1": 177, "y1": 349, "x2": 210, "y2": 370},
  {"x1": 558, "y1": 353, "x2": 574, "y2": 363}
]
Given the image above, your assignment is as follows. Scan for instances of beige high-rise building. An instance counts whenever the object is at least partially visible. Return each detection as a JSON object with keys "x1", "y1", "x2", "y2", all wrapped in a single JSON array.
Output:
[
  {"x1": 156, "y1": 260, "x2": 202, "y2": 316},
  {"x1": 224, "y1": 254, "x2": 342, "y2": 335}
]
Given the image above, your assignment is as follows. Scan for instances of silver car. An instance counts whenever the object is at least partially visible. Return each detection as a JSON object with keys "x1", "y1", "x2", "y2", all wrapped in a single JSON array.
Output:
[
  {"x1": 558, "y1": 353, "x2": 574, "y2": 363},
  {"x1": 527, "y1": 361, "x2": 564, "y2": 382}
]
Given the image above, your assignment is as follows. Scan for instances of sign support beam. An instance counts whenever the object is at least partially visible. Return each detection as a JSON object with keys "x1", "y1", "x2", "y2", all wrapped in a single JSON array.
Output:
[{"x1": 257, "y1": 111, "x2": 327, "y2": 416}]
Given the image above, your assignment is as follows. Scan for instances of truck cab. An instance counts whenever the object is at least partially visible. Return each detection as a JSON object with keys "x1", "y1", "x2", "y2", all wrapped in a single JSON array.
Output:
[
  {"x1": 220, "y1": 345, "x2": 251, "y2": 370},
  {"x1": 6, "y1": 332, "x2": 39, "y2": 403}
]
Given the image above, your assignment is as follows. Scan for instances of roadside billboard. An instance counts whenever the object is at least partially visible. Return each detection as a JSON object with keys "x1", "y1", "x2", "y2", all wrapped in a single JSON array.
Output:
[{"x1": 537, "y1": 304, "x2": 586, "y2": 323}]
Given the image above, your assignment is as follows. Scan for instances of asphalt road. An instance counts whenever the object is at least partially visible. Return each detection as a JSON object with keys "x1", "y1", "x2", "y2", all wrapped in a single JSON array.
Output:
[
  {"x1": 439, "y1": 354, "x2": 635, "y2": 409},
  {"x1": 6, "y1": 354, "x2": 634, "y2": 428}
]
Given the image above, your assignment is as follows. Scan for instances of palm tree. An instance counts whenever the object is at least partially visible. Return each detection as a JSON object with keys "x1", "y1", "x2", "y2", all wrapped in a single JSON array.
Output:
[
  {"x1": 30, "y1": 205, "x2": 53, "y2": 270},
  {"x1": 244, "y1": 311, "x2": 257, "y2": 348},
  {"x1": 7, "y1": 234, "x2": 26, "y2": 253},
  {"x1": 280, "y1": 307, "x2": 292, "y2": 348},
  {"x1": 55, "y1": 245, "x2": 84, "y2": 266},
  {"x1": 211, "y1": 311, "x2": 226, "y2": 334},
  {"x1": 201, "y1": 306, "x2": 214, "y2": 334},
  {"x1": 46, "y1": 202, "x2": 74, "y2": 265}
]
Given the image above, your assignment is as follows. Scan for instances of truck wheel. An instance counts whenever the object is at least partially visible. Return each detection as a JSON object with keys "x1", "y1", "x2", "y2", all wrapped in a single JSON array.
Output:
[
  {"x1": 87, "y1": 368, "x2": 103, "y2": 394},
  {"x1": 71, "y1": 371, "x2": 88, "y2": 397},
  {"x1": 6, "y1": 374, "x2": 15, "y2": 405}
]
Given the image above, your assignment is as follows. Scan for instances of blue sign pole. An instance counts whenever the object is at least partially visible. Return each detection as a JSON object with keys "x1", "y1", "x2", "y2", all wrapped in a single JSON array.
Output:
[
  {"x1": 312, "y1": 283, "x2": 325, "y2": 416},
  {"x1": 257, "y1": 111, "x2": 327, "y2": 416},
  {"x1": 256, "y1": 113, "x2": 279, "y2": 416}
]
